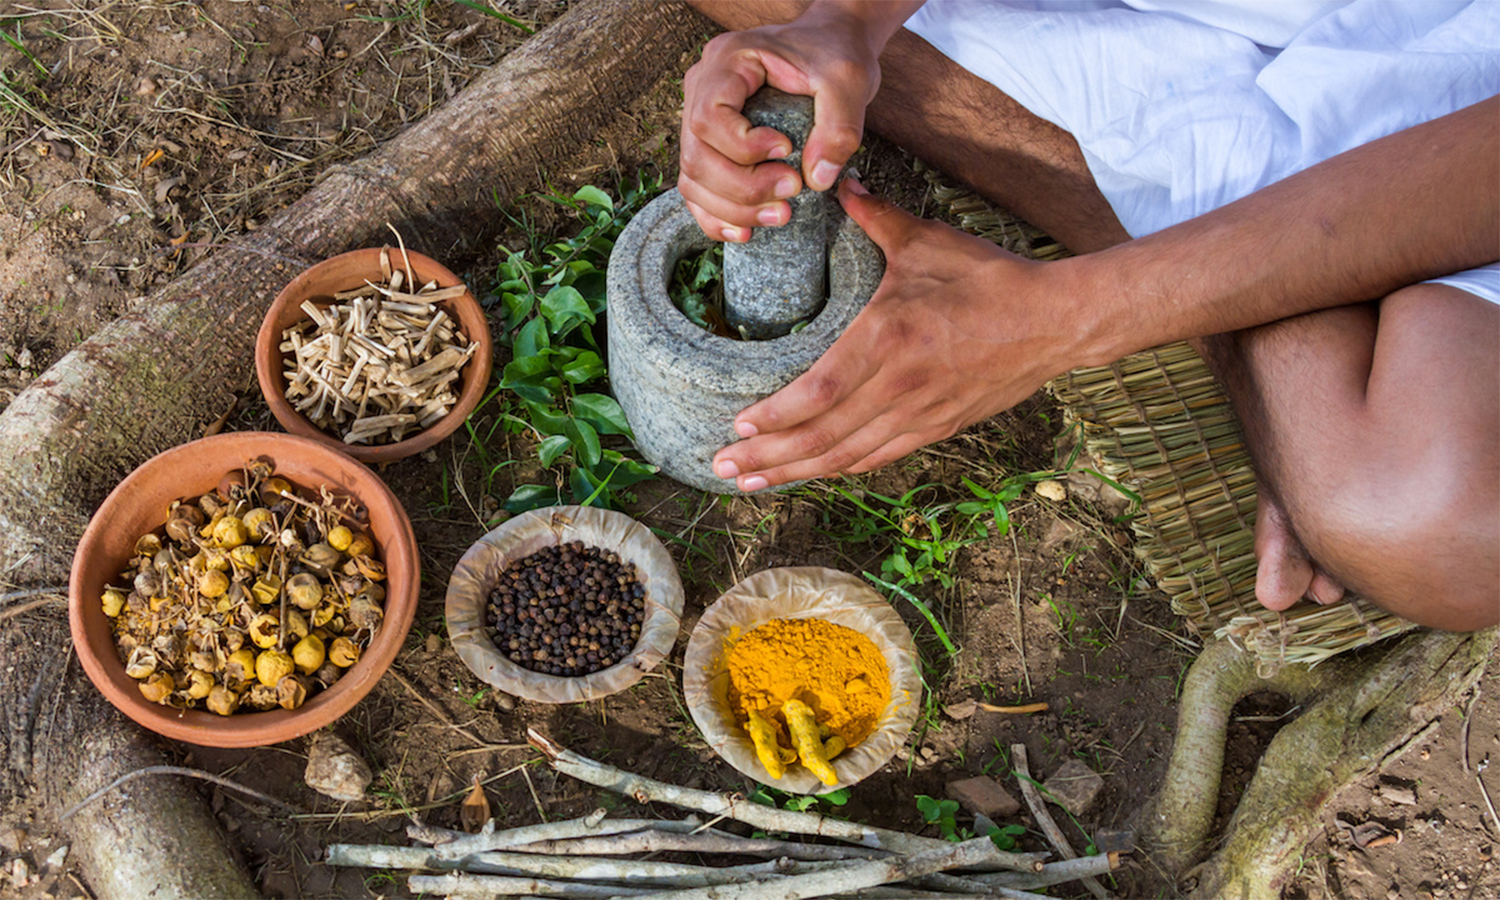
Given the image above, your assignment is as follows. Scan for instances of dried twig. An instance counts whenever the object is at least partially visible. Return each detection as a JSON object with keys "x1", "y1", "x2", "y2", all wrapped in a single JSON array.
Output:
[
  {"x1": 60, "y1": 765, "x2": 302, "y2": 820},
  {"x1": 408, "y1": 872, "x2": 651, "y2": 897},
  {"x1": 433, "y1": 812, "x2": 706, "y2": 859},
  {"x1": 0, "y1": 594, "x2": 66, "y2": 623},
  {"x1": 972, "y1": 853, "x2": 1120, "y2": 891},
  {"x1": 529, "y1": 729, "x2": 1012, "y2": 861},
  {"x1": 511, "y1": 828, "x2": 893, "y2": 861},
  {"x1": 1011, "y1": 744, "x2": 1110, "y2": 900}
]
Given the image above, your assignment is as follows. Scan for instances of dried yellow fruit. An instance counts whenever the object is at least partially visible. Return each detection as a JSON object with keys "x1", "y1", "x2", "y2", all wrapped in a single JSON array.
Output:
[
  {"x1": 138, "y1": 672, "x2": 175, "y2": 704},
  {"x1": 206, "y1": 685, "x2": 240, "y2": 716},
  {"x1": 302, "y1": 542, "x2": 341, "y2": 571},
  {"x1": 292, "y1": 634, "x2": 326, "y2": 675},
  {"x1": 250, "y1": 573, "x2": 282, "y2": 606},
  {"x1": 276, "y1": 674, "x2": 310, "y2": 711},
  {"x1": 198, "y1": 569, "x2": 230, "y2": 599},
  {"x1": 311, "y1": 601, "x2": 339, "y2": 628},
  {"x1": 329, "y1": 636, "x2": 361, "y2": 668},
  {"x1": 212, "y1": 516, "x2": 249, "y2": 549},
  {"x1": 242, "y1": 507, "x2": 276, "y2": 540},
  {"x1": 326, "y1": 525, "x2": 353, "y2": 552},
  {"x1": 228, "y1": 544, "x2": 260, "y2": 571},
  {"x1": 285, "y1": 610, "x2": 310, "y2": 641},
  {"x1": 286, "y1": 572, "x2": 323, "y2": 610},
  {"x1": 244, "y1": 683, "x2": 279, "y2": 711},
  {"x1": 101, "y1": 588, "x2": 126, "y2": 618},
  {"x1": 184, "y1": 668, "x2": 215, "y2": 700},
  {"x1": 256, "y1": 649, "x2": 295, "y2": 687},
  {"x1": 224, "y1": 648, "x2": 257, "y2": 690},
  {"x1": 248, "y1": 614, "x2": 281, "y2": 649},
  {"x1": 125, "y1": 647, "x2": 158, "y2": 680},
  {"x1": 259, "y1": 476, "x2": 293, "y2": 505},
  {"x1": 344, "y1": 531, "x2": 374, "y2": 558}
]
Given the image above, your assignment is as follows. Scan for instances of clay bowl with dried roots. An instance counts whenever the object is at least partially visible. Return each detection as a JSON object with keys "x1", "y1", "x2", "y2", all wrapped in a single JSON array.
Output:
[
  {"x1": 255, "y1": 246, "x2": 494, "y2": 463},
  {"x1": 69, "y1": 431, "x2": 420, "y2": 747}
]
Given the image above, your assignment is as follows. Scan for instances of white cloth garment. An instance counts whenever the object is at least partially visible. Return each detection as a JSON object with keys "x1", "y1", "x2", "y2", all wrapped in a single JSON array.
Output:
[{"x1": 904, "y1": 0, "x2": 1500, "y2": 303}]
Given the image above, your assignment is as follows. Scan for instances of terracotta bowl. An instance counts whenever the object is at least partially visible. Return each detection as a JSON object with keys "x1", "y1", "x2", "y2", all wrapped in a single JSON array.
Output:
[
  {"x1": 255, "y1": 247, "x2": 494, "y2": 463},
  {"x1": 69, "y1": 432, "x2": 420, "y2": 747},
  {"x1": 445, "y1": 505, "x2": 685, "y2": 704}
]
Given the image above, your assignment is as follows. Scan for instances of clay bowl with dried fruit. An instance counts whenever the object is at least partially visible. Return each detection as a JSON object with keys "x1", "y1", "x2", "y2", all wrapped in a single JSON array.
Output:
[
  {"x1": 68, "y1": 431, "x2": 419, "y2": 747},
  {"x1": 255, "y1": 246, "x2": 494, "y2": 463}
]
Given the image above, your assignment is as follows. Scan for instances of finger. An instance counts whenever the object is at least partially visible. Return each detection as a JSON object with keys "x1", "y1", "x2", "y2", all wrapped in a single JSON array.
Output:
[
  {"x1": 682, "y1": 45, "x2": 796, "y2": 166},
  {"x1": 728, "y1": 322, "x2": 887, "y2": 443},
  {"x1": 727, "y1": 412, "x2": 921, "y2": 492},
  {"x1": 682, "y1": 196, "x2": 752, "y2": 244},
  {"x1": 836, "y1": 178, "x2": 923, "y2": 251},
  {"x1": 803, "y1": 78, "x2": 870, "y2": 191},
  {"x1": 677, "y1": 160, "x2": 798, "y2": 232},
  {"x1": 845, "y1": 430, "x2": 938, "y2": 475}
]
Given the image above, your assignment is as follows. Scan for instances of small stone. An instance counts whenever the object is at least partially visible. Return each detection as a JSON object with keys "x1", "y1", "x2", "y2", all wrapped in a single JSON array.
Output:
[
  {"x1": 0, "y1": 825, "x2": 23, "y2": 854},
  {"x1": 1378, "y1": 783, "x2": 1417, "y2": 805},
  {"x1": 919, "y1": 746, "x2": 937, "y2": 762},
  {"x1": 43, "y1": 844, "x2": 67, "y2": 871},
  {"x1": 1034, "y1": 480, "x2": 1067, "y2": 502},
  {"x1": 945, "y1": 775, "x2": 1021, "y2": 819},
  {"x1": 424, "y1": 632, "x2": 442, "y2": 653},
  {"x1": 495, "y1": 693, "x2": 516, "y2": 712},
  {"x1": 1041, "y1": 758, "x2": 1104, "y2": 816},
  {"x1": 304, "y1": 732, "x2": 372, "y2": 802},
  {"x1": 943, "y1": 699, "x2": 978, "y2": 720}
]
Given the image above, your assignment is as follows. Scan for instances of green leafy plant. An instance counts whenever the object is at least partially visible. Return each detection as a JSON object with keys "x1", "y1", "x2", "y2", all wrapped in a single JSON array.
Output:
[
  {"x1": 915, "y1": 794, "x2": 1027, "y2": 849},
  {"x1": 748, "y1": 785, "x2": 850, "y2": 812},
  {"x1": 489, "y1": 179, "x2": 664, "y2": 511}
]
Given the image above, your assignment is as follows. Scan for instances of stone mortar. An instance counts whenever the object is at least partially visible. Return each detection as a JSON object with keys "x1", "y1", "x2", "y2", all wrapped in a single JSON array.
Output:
[
  {"x1": 722, "y1": 88, "x2": 832, "y2": 340},
  {"x1": 607, "y1": 188, "x2": 883, "y2": 493}
]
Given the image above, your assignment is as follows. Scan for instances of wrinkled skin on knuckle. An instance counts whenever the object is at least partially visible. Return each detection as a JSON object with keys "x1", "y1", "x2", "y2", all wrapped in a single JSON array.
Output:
[{"x1": 792, "y1": 423, "x2": 841, "y2": 460}]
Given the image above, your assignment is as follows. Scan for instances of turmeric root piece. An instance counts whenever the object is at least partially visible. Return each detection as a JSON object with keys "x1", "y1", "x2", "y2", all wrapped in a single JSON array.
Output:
[
  {"x1": 783, "y1": 698, "x2": 839, "y2": 786},
  {"x1": 824, "y1": 735, "x2": 847, "y2": 760},
  {"x1": 745, "y1": 709, "x2": 794, "y2": 779}
]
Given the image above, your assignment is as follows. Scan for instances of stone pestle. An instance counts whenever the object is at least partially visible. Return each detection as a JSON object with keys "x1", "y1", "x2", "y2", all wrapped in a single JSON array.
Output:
[{"x1": 721, "y1": 88, "x2": 831, "y2": 339}]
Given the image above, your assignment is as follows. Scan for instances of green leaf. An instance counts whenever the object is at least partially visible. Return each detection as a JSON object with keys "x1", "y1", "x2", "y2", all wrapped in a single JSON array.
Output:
[
  {"x1": 505, "y1": 483, "x2": 562, "y2": 513},
  {"x1": 572, "y1": 270, "x2": 608, "y2": 314},
  {"x1": 572, "y1": 185, "x2": 614, "y2": 211},
  {"x1": 538, "y1": 434, "x2": 572, "y2": 467},
  {"x1": 565, "y1": 418, "x2": 602, "y2": 468},
  {"x1": 501, "y1": 291, "x2": 535, "y2": 331},
  {"x1": 515, "y1": 316, "x2": 551, "y2": 358},
  {"x1": 559, "y1": 351, "x2": 605, "y2": 385},
  {"x1": 820, "y1": 787, "x2": 851, "y2": 806},
  {"x1": 540, "y1": 285, "x2": 595, "y2": 338},
  {"x1": 573, "y1": 393, "x2": 633, "y2": 437},
  {"x1": 569, "y1": 467, "x2": 602, "y2": 506},
  {"x1": 523, "y1": 400, "x2": 571, "y2": 436}
]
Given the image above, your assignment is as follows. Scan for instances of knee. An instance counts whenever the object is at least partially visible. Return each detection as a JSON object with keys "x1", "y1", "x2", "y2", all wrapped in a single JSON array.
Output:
[{"x1": 1288, "y1": 468, "x2": 1499, "y2": 631}]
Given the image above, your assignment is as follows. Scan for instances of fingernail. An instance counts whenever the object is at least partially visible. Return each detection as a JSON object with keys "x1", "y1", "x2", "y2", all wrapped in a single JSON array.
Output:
[
  {"x1": 715, "y1": 460, "x2": 740, "y2": 479},
  {"x1": 767, "y1": 143, "x2": 790, "y2": 160},
  {"x1": 756, "y1": 206, "x2": 782, "y2": 226},
  {"x1": 774, "y1": 176, "x2": 799, "y2": 199},
  {"x1": 722, "y1": 226, "x2": 748, "y2": 243},
  {"x1": 810, "y1": 160, "x2": 840, "y2": 191},
  {"x1": 845, "y1": 177, "x2": 869, "y2": 196},
  {"x1": 742, "y1": 475, "x2": 769, "y2": 492},
  {"x1": 735, "y1": 421, "x2": 758, "y2": 438}
]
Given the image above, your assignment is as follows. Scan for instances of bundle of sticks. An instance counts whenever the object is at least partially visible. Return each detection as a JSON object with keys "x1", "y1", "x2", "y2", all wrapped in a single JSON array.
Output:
[{"x1": 324, "y1": 731, "x2": 1123, "y2": 899}]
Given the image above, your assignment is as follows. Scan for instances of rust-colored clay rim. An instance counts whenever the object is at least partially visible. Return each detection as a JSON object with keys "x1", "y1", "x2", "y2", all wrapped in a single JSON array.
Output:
[
  {"x1": 254, "y1": 247, "x2": 494, "y2": 463},
  {"x1": 68, "y1": 432, "x2": 420, "y2": 747}
]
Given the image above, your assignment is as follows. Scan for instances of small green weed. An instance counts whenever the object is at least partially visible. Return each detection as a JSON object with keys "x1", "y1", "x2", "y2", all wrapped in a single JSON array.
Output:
[
  {"x1": 748, "y1": 784, "x2": 850, "y2": 812},
  {"x1": 914, "y1": 795, "x2": 1027, "y2": 849}
]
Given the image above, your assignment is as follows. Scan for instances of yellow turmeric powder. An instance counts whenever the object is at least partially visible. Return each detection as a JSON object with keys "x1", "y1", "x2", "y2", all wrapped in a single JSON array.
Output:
[{"x1": 726, "y1": 617, "x2": 890, "y2": 764}]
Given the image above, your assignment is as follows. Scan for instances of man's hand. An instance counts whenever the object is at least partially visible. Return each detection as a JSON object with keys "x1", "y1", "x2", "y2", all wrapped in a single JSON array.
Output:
[
  {"x1": 711, "y1": 180, "x2": 1079, "y2": 491},
  {"x1": 678, "y1": 3, "x2": 917, "y2": 242}
]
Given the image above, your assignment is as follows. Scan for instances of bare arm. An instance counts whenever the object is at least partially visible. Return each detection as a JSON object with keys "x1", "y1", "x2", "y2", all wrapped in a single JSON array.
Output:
[{"x1": 713, "y1": 96, "x2": 1500, "y2": 491}]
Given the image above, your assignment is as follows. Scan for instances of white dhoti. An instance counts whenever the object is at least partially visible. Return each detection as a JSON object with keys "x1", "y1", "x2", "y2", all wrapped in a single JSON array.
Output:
[{"x1": 904, "y1": 0, "x2": 1500, "y2": 302}]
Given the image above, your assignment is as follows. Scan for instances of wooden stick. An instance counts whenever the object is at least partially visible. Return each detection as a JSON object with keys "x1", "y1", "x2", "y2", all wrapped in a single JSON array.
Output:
[
  {"x1": 509, "y1": 828, "x2": 892, "y2": 861},
  {"x1": 972, "y1": 852, "x2": 1119, "y2": 891},
  {"x1": 978, "y1": 701, "x2": 1049, "y2": 714},
  {"x1": 529, "y1": 730, "x2": 1026, "y2": 862},
  {"x1": 620, "y1": 835, "x2": 1054, "y2": 900},
  {"x1": 408, "y1": 872, "x2": 652, "y2": 898},
  {"x1": 433, "y1": 813, "x2": 708, "y2": 859},
  {"x1": 1011, "y1": 744, "x2": 1110, "y2": 900}
]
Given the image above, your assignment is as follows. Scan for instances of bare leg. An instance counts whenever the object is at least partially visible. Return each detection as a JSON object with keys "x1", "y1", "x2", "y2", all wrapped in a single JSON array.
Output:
[
  {"x1": 1196, "y1": 286, "x2": 1500, "y2": 631},
  {"x1": 686, "y1": 0, "x2": 1130, "y2": 253}
]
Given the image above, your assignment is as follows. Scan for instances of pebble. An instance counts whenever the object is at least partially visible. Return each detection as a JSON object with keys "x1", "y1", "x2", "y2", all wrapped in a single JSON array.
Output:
[
  {"x1": 1041, "y1": 758, "x2": 1104, "y2": 816},
  {"x1": 495, "y1": 693, "x2": 515, "y2": 712},
  {"x1": 946, "y1": 776, "x2": 1020, "y2": 819},
  {"x1": 304, "y1": 732, "x2": 372, "y2": 802}
]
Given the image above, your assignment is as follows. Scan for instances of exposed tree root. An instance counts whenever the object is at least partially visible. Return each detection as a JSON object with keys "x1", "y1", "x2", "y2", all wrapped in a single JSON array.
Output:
[{"x1": 1150, "y1": 629, "x2": 1495, "y2": 897}]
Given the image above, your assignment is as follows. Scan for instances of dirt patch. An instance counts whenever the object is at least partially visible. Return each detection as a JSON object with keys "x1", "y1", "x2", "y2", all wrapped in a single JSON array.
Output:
[{"x1": 2, "y1": 3, "x2": 1495, "y2": 900}]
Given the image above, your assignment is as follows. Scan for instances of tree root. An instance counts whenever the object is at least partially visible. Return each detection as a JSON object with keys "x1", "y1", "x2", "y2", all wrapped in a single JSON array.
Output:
[{"x1": 1149, "y1": 628, "x2": 1495, "y2": 897}]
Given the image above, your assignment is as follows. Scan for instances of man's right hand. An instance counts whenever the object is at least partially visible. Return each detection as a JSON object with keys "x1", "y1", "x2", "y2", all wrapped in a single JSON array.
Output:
[{"x1": 678, "y1": 1, "x2": 920, "y2": 242}]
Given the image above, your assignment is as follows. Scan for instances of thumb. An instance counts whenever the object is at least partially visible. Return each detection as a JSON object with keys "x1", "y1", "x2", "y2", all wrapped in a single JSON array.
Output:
[{"x1": 837, "y1": 178, "x2": 918, "y2": 251}]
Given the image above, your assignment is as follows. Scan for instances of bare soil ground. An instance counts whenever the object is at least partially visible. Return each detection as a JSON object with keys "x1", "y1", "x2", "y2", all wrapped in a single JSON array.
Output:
[{"x1": 1, "y1": 3, "x2": 1495, "y2": 899}]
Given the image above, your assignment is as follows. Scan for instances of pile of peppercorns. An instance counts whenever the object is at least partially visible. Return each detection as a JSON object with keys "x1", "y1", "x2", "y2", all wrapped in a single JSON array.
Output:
[{"x1": 485, "y1": 541, "x2": 646, "y2": 677}]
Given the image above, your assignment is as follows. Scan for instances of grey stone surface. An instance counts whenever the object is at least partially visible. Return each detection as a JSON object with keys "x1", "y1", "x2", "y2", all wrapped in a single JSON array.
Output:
[
  {"x1": 946, "y1": 775, "x2": 1022, "y2": 819},
  {"x1": 1041, "y1": 758, "x2": 1104, "y2": 816},
  {"x1": 722, "y1": 88, "x2": 834, "y2": 339},
  {"x1": 607, "y1": 188, "x2": 883, "y2": 493}
]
